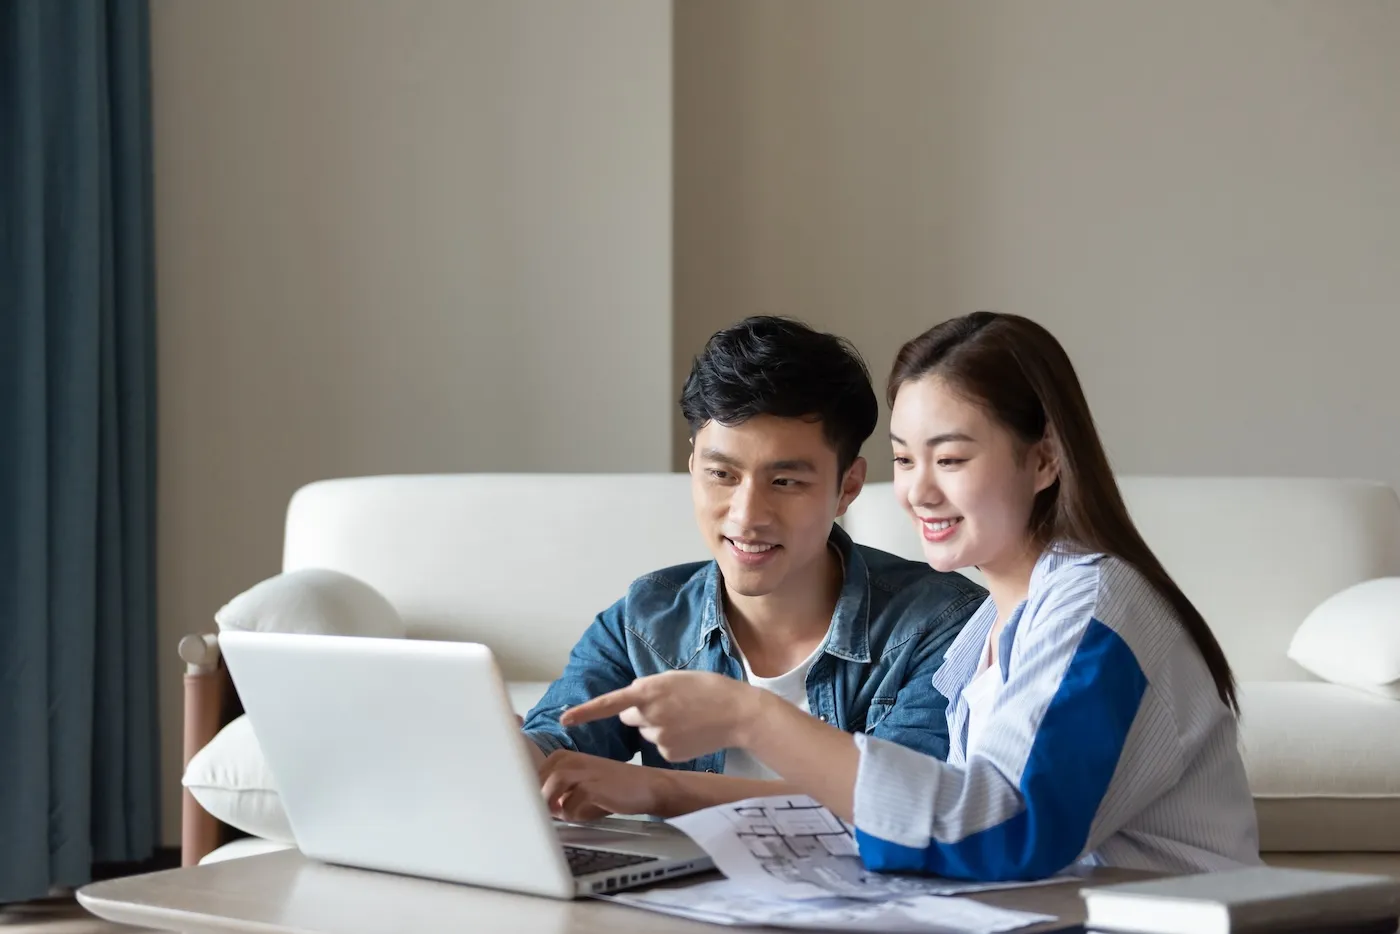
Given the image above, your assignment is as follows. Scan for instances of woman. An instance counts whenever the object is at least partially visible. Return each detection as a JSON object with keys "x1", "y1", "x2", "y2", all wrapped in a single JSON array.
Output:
[{"x1": 564, "y1": 312, "x2": 1260, "y2": 880}]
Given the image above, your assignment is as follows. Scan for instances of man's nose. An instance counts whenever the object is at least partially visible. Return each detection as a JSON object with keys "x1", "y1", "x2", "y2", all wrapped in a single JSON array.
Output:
[{"x1": 729, "y1": 479, "x2": 772, "y2": 529}]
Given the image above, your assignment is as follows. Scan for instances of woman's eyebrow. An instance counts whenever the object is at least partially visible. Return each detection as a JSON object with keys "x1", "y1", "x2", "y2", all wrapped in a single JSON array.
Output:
[{"x1": 889, "y1": 431, "x2": 976, "y2": 446}]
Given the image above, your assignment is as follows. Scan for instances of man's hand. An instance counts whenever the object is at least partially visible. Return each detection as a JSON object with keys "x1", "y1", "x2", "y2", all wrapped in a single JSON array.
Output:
[
  {"x1": 538, "y1": 750, "x2": 671, "y2": 821},
  {"x1": 561, "y1": 670, "x2": 764, "y2": 762}
]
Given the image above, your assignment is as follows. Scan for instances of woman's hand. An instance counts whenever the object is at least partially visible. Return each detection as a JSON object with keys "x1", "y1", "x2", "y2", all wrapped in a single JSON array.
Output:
[
  {"x1": 564, "y1": 669, "x2": 861, "y2": 821},
  {"x1": 561, "y1": 671, "x2": 764, "y2": 762}
]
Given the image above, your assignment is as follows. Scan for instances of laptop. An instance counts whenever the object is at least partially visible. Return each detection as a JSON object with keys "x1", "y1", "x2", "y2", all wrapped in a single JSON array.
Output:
[{"x1": 218, "y1": 630, "x2": 714, "y2": 899}]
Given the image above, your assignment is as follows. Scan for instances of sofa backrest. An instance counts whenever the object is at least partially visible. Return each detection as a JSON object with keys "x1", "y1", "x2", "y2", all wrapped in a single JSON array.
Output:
[
  {"x1": 285, "y1": 473, "x2": 1400, "y2": 683},
  {"x1": 843, "y1": 477, "x2": 1400, "y2": 681},
  {"x1": 283, "y1": 474, "x2": 706, "y2": 680}
]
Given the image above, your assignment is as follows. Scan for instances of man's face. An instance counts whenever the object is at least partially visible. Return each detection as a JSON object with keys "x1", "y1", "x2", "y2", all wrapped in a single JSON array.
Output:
[{"x1": 689, "y1": 415, "x2": 866, "y2": 600}]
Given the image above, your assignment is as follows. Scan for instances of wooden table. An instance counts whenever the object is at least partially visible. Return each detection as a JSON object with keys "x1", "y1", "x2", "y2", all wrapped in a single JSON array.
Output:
[{"x1": 78, "y1": 849, "x2": 1147, "y2": 934}]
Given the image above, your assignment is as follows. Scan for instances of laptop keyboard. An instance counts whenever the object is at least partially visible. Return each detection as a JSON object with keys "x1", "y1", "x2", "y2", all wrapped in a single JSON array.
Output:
[{"x1": 563, "y1": 845, "x2": 653, "y2": 877}]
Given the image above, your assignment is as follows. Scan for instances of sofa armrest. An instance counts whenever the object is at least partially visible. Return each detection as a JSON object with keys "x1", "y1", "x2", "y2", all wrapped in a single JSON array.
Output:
[{"x1": 179, "y1": 632, "x2": 230, "y2": 866}]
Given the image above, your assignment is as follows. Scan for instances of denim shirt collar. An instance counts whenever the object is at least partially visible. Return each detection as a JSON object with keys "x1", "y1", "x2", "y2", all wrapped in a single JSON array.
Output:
[{"x1": 695, "y1": 524, "x2": 873, "y2": 664}]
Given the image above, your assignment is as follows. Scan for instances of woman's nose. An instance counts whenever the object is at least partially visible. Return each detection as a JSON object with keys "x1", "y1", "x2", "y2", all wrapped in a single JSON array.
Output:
[{"x1": 907, "y1": 467, "x2": 942, "y2": 509}]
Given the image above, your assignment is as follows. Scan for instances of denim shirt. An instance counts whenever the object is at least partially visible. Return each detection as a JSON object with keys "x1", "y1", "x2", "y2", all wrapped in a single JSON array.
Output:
[{"x1": 523, "y1": 524, "x2": 985, "y2": 773}]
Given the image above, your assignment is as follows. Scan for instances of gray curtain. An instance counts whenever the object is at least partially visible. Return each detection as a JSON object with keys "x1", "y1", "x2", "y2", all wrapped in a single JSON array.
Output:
[{"x1": 1, "y1": 0, "x2": 160, "y2": 902}]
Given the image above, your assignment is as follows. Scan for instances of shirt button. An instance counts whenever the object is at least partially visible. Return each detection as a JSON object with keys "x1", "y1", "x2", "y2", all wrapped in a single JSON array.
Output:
[
  {"x1": 705, "y1": 768, "x2": 716, "y2": 773},
  {"x1": 818, "y1": 714, "x2": 829, "y2": 723}
]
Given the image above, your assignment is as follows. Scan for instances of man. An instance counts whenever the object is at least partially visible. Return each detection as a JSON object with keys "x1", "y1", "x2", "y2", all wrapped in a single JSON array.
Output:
[{"x1": 523, "y1": 316, "x2": 984, "y2": 820}]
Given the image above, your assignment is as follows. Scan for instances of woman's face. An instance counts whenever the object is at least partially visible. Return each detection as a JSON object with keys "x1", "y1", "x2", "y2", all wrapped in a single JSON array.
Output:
[{"x1": 889, "y1": 375, "x2": 1056, "y2": 575}]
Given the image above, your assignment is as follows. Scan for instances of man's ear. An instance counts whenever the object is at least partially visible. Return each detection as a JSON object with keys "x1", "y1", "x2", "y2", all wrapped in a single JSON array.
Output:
[
  {"x1": 1032, "y1": 433, "x2": 1060, "y2": 495},
  {"x1": 835, "y1": 456, "x2": 868, "y2": 517}
]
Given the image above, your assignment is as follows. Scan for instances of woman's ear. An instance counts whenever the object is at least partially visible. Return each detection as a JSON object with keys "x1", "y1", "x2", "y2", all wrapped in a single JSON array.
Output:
[{"x1": 1032, "y1": 431, "x2": 1060, "y2": 494}]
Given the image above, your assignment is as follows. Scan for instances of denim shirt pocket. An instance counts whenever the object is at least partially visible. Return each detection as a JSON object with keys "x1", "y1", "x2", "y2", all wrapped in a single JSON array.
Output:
[{"x1": 864, "y1": 698, "x2": 896, "y2": 732}]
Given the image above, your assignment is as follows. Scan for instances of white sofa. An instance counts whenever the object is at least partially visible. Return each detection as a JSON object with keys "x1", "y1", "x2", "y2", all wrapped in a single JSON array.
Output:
[{"x1": 182, "y1": 473, "x2": 1400, "y2": 874}]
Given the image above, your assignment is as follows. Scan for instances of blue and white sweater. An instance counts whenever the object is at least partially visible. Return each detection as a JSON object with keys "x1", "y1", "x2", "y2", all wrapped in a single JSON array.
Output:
[{"x1": 852, "y1": 548, "x2": 1261, "y2": 881}]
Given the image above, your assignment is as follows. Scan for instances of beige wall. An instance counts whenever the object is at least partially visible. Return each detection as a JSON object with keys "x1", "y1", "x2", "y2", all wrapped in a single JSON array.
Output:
[
  {"x1": 150, "y1": 0, "x2": 1400, "y2": 848},
  {"x1": 675, "y1": 0, "x2": 1400, "y2": 487},
  {"x1": 150, "y1": 0, "x2": 670, "y2": 845}
]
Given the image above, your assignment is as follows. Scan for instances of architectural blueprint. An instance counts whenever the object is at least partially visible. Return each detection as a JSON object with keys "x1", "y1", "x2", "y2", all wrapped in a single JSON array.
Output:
[
  {"x1": 602, "y1": 878, "x2": 1054, "y2": 933},
  {"x1": 666, "y1": 794, "x2": 1066, "y2": 902}
]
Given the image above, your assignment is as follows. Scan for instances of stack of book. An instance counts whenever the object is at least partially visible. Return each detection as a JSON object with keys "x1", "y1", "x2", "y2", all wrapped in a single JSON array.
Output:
[{"x1": 1080, "y1": 867, "x2": 1400, "y2": 934}]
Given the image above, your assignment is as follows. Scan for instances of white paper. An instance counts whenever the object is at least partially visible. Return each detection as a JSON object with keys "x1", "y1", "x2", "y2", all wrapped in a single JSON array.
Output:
[
  {"x1": 603, "y1": 878, "x2": 1054, "y2": 933},
  {"x1": 667, "y1": 794, "x2": 1069, "y2": 902}
]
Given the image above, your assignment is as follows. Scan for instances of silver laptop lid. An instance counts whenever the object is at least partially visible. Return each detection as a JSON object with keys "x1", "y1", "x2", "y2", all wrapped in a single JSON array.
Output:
[{"x1": 219, "y1": 632, "x2": 577, "y2": 898}]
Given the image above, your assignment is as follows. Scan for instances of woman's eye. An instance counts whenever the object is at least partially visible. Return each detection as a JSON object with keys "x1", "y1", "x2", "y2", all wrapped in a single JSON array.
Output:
[
  {"x1": 937, "y1": 458, "x2": 966, "y2": 468},
  {"x1": 891, "y1": 456, "x2": 913, "y2": 468}
]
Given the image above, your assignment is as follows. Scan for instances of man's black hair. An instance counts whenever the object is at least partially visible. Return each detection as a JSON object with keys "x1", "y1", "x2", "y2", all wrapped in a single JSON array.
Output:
[{"x1": 680, "y1": 316, "x2": 878, "y2": 475}]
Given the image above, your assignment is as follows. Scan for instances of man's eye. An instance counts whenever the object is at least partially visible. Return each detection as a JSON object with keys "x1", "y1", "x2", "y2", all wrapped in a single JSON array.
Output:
[
  {"x1": 773, "y1": 478, "x2": 803, "y2": 488},
  {"x1": 707, "y1": 468, "x2": 731, "y2": 480},
  {"x1": 891, "y1": 456, "x2": 913, "y2": 468}
]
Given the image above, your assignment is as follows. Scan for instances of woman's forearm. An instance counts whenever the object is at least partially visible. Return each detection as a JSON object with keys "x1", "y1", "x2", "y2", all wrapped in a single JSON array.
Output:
[
  {"x1": 735, "y1": 690, "x2": 860, "y2": 821},
  {"x1": 653, "y1": 771, "x2": 801, "y2": 817},
  {"x1": 554, "y1": 672, "x2": 864, "y2": 821}
]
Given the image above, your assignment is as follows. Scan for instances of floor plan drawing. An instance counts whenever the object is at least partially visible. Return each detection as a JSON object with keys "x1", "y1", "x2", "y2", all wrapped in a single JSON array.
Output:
[
  {"x1": 604, "y1": 878, "x2": 1055, "y2": 933},
  {"x1": 668, "y1": 794, "x2": 1062, "y2": 902},
  {"x1": 725, "y1": 798, "x2": 858, "y2": 859}
]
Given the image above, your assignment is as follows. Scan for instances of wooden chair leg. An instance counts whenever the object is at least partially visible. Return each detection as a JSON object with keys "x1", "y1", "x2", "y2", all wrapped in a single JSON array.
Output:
[{"x1": 180, "y1": 636, "x2": 227, "y2": 867}]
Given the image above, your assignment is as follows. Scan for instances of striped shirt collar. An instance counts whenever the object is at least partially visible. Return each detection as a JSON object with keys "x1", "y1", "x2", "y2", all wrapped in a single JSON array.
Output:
[
  {"x1": 931, "y1": 595, "x2": 996, "y2": 704},
  {"x1": 931, "y1": 545, "x2": 1097, "y2": 702}
]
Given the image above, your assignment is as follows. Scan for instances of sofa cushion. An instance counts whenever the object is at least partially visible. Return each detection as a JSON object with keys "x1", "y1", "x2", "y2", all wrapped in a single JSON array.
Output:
[
  {"x1": 184, "y1": 681, "x2": 557, "y2": 846},
  {"x1": 198, "y1": 836, "x2": 295, "y2": 865},
  {"x1": 1238, "y1": 681, "x2": 1400, "y2": 851},
  {"x1": 1287, "y1": 577, "x2": 1400, "y2": 700},
  {"x1": 215, "y1": 567, "x2": 406, "y2": 638},
  {"x1": 183, "y1": 714, "x2": 294, "y2": 843},
  {"x1": 189, "y1": 568, "x2": 405, "y2": 844}
]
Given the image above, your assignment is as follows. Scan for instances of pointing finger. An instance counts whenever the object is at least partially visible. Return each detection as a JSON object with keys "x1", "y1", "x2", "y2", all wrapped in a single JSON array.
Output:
[{"x1": 560, "y1": 685, "x2": 644, "y2": 726}]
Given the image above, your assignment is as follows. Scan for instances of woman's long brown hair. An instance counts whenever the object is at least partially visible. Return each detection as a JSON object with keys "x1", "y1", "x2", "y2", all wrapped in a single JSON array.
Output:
[{"x1": 889, "y1": 312, "x2": 1238, "y2": 713}]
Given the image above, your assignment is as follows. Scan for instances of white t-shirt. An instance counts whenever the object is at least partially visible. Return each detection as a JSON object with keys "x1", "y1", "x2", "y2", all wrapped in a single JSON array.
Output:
[
  {"x1": 963, "y1": 629, "x2": 1004, "y2": 754},
  {"x1": 722, "y1": 637, "x2": 823, "y2": 781}
]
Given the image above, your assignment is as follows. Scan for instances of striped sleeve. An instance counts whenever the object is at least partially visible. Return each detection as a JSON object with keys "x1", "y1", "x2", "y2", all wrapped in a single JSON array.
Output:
[{"x1": 851, "y1": 561, "x2": 1151, "y2": 881}]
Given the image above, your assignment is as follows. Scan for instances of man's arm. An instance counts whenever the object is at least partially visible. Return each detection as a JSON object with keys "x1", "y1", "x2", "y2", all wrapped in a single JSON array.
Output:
[{"x1": 521, "y1": 596, "x2": 641, "y2": 764}]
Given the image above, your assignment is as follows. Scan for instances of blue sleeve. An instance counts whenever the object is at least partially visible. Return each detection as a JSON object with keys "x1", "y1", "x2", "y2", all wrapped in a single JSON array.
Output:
[
  {"x1": 521, "y1": 596, "x2": 641, "y2": 762},
  {"x1": 852, "y1": 569, "x2": 1150, "y2": 881}
]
